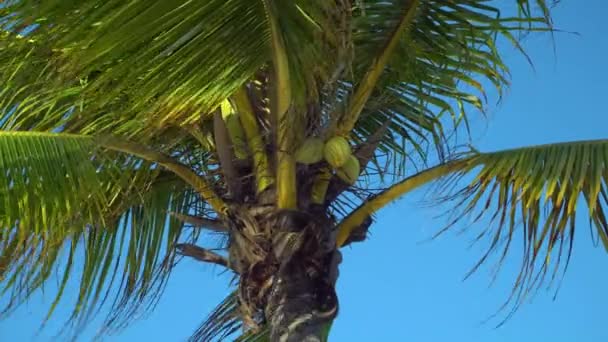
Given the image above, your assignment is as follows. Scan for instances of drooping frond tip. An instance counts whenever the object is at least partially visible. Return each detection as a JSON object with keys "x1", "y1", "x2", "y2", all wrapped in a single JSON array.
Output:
[
  {"x1": 0, "y1": 132, "x2": 198, "y2": 336},
  {"x1": 189, "y1": 290, "x2": 243, "y2": 342},
  {"x1": 435, "y1": 139, "x2": 608, "y2": 320}
]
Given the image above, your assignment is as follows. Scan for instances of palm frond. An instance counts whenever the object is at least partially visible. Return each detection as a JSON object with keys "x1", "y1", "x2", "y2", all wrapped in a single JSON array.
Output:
[
  {"x1": 189, "y1": 289, "x2": 274, "y2": 342},
  {"x1": 338, "y1": 139, "x2": 608, "y2": 317},
  {"x1": 0, "y1": 131, "x2": 200, "y2": 335},
  {"x1": 0, "y1": 131, "x2": 106, "y2": 236},
  {"x1": 189, "y1": 290, "x2": 243, "y2": 342},
  {"x1": 325, "y1": 0, "x2": 554, "y2": 221},
  {"x1": 93, "y1": 179, "x2": 196, "y2": 335},
  {"x1": 436, "y1": 139, "x2": 608, "y2": 313},
  {"x1": 347, "y1": 0, "x2": 552, "y2": 179},
  {"x1": 1, "y1": 0, "x2": 269, "y2": 140}
]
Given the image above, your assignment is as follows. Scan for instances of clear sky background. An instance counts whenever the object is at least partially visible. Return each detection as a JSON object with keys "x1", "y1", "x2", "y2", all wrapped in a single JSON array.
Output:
[{"x1": 1, "y1": 1, "x2": 607, "y2": 341}]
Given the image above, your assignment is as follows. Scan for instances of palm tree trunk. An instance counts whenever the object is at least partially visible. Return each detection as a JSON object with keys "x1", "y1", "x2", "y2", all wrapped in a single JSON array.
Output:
[
  {"x1": 265, "y1": 253, "x2": 340, "y2": 341},
  {"x1": 263, "y1": 210, "x2": 341, "y2": 341}
]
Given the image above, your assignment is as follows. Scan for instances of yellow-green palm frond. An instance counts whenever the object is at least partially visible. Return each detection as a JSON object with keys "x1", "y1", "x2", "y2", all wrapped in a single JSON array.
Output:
[
  {"x1": 320, "y1": 0, "x2": 555, "y2": 219},
  {"x1": 344, "y1": 0, "x2": 553, "y2": 179},
  {"x1": 0, "y1": 0, "x2": 349, "y2": 142},
  {"x1": 0, "y1": 1, "x2": 269, "y2": 140},
  {"x1": 436, "y1": 139, "x2": 608, "y2": 313},
  {"x1": 0, "y1": 132, "x2": 201, "y2": 335},
  {"x1": 339, "y1": 138, "x2": 608, "y2": 317},
  {"x1": 0, "y1": 131, "x2": 107, "y2": 232}
]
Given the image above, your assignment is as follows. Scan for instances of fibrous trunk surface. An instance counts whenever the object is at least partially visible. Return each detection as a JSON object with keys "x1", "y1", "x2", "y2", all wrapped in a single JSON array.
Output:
[{"x1": 228, "y1": 202, "x2": 340, "y2": 341}]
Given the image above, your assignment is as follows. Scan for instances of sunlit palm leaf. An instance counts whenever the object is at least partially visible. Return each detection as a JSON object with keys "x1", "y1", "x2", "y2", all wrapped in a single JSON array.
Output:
[
  {"x1": 0, "y1": 131, "x2": 106, "y2": 234},
  {"x1": 0, "y1": 0, "x2": 347, "y2": 142},
  {"x1": 0, "y1": 1, "x2": 268, "y2": 140},
  {"x1": 348, "y1": 0, "x2": 551, "y2": 180},
  {"x1": 437, "y1": 139, "x2": 608, "y2": 311},
  {"x1": 0, "y1": 132, "x2": 198, "y2": 334},
  {"x1": 339, "y1": 139, "x2": 608, "y2": 315},
  {"x1": 0, "y1": 131, "x2": 110, "y2": 321}
]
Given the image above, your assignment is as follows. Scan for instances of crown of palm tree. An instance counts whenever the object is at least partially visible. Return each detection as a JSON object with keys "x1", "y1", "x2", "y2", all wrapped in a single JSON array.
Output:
[{"x1": 2, "y1": 1, "x2": 604, "y2": 341}]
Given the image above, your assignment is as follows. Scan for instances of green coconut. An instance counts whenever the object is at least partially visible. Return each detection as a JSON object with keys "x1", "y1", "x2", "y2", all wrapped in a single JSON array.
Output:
[
  {"x1": 336, "y1": 155, "x2": 360, "y2": 184},
  {"x1": 324, "y1": 136, "x2": 351, "y2": 168},
  {"x1": 295, "y1": 137, "x2": 325, "y2": 164}
]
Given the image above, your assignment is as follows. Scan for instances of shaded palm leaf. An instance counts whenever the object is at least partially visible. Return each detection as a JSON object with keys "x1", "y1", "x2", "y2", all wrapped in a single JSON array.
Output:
[
  {"x1": 235, "y1": 328, "x2": 271, "y2": 342},
  {"x1": 189, "y1": 290, "x2": 243, "y2": 342}
]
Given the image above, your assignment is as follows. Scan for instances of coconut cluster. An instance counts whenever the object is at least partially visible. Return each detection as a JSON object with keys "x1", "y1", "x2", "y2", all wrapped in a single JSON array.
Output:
[{"x1": 295, "y1": 135, "x2": 360, "y2": 184}]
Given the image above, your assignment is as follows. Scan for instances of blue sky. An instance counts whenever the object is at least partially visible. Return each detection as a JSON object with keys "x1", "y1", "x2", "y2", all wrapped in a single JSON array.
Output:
[{"x1": 2, "y1": 1, "x2": 607, "y2": 341}]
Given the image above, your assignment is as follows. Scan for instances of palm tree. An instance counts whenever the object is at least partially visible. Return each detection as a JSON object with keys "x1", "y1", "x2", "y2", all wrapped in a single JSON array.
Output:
[{"x1": 0, "y1": 0, "x2": 605, "y2": 341}]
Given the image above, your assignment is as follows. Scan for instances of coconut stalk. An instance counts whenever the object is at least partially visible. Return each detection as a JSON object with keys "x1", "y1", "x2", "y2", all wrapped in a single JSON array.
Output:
[
  {"x1": 213, "y1": 109, "x2": 242, "y2": 198},
  {"x1": 263, "y1": 0, "x2": 297, "y2": 209},
  {"x1": 308, "y1": 0, "x2": 420, "y2": 204},
  {"x1": 232, "y1": 86, "x2": 274, "y2": 193},
  {"x1": 220, "y1": 100, "x2": 248, "y2": 160}
]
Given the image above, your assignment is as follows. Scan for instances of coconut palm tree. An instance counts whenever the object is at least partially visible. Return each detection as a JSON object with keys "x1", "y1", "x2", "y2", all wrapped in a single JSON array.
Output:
[{"x1": 0, "y1": 0, "x2": 605, "y2": 341}]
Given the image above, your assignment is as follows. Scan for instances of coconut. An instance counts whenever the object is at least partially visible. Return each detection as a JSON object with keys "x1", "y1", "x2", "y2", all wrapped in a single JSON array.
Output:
[
  {"x1": 336, "y1": 155, "x2": 360, "y2": 184},
  {"x1": 295, "y1": 137, "x2": 325, "y2": 164},
  {"x1": 323, "y1": 136, "x2": 351, "y2": 168}
]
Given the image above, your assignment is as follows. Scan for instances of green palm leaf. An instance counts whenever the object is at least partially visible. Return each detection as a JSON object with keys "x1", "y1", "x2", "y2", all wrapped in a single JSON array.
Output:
[
  {"x1": 1, "y1": 1, "x2": 268, "y2": 139},
  {"x1": 0, "y1": 131, "x2": 200, "y2": 334},
  {"x1": 0, "y1": 131, "x2": 106, "y2": 233},
  {"x1": 0, "y1": 1, "x2": 577, "y2": 340},
  {"x1": 438, "y1": 139, "x2": 608, "y2": 309},
  {"x1": 0, "y1": 0, "x2": 346, "y2": 141},
  {"x1": 339, "y1": 139, "x2": 608, "y2": 314},
  {"x1": 340, "y1": 0, "x2": 551, "y2": 179}
]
